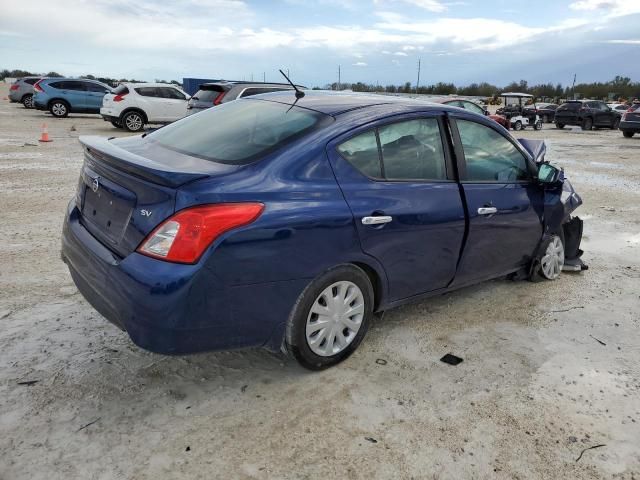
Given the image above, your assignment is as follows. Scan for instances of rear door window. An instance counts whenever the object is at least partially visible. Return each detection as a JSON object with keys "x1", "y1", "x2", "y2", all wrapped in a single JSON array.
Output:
[
  {"x1": 378, "y1": 119, "x2": 447, "y2": 181},
  {"x1": 86, "y1": 82, "x2": 108, "y2": 93},
  {"x1": 157, "y1": 87, "x2": 186, "y2": 100},
  {"x1": 50, "y1": 81, "x2": 86, "y2": 90},
  {"x1": 135, "y1": 87, "x2": 161, "y2": 97},
  {"x1": 149, "y1": 98, "x2": 329, "y2": 165},
  {"x1": 337, "y1": 131, "x2": 382, "y2": 178},
  {"x1": 456, "y1": 119, "x2": 530, "y2": 182}
]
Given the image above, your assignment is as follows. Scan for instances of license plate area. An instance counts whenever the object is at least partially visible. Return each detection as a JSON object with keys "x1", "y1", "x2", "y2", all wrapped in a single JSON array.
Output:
[{"x1": 81, "y1": 170, "x2": 136, "y2": 245}]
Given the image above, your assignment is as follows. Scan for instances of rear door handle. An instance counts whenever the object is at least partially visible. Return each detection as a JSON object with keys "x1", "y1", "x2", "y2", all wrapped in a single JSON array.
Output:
[
  {"x1": 362, "y1": 216, "x2": 393, "y2": 225},
  {"x1": 477, "y1": 207, "x2": 497, "y2": 215}
]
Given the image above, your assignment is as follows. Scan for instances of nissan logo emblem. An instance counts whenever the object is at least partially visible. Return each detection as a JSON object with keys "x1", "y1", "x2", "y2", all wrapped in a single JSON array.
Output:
[{"x1": 92, "y1": 177, "x2": 100, "y2": 193}]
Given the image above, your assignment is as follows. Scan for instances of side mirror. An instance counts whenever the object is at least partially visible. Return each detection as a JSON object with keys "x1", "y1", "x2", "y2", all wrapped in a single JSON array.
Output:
[{"x1": 538, "y1": 163, "x2": 563, "y2": 185}]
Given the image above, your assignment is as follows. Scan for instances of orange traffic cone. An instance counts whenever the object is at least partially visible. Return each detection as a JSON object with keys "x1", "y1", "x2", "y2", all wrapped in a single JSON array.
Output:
[{"x1": 38, "y1": 123, "x2": 53, "y2": 143}]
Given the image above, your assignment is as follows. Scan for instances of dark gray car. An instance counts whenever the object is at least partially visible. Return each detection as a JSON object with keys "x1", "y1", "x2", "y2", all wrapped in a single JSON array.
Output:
[
  {"x1": 8, "y1": 76, "x2": 43, "y2": 108},
  {"x1": 186, "y1": 81, "x2": 304, "y2": 115}
]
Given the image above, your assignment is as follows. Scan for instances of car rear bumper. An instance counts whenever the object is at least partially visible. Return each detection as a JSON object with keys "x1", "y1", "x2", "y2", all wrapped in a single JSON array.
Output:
[
  {"x1": 61, "y1": 200, "x2": 302, "y2": 354},
  {"x1": 8, "y1": 92, "x2": 21, "y2": 102},
  {"x1": 619, "y1": 120, "x2": 640, "y2": 132}
]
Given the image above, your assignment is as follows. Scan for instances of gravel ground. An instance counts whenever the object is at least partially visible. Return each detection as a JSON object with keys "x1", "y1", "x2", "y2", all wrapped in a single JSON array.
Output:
[{"x1": 1, "y1": 85, "x2": 639, "y2": 480}]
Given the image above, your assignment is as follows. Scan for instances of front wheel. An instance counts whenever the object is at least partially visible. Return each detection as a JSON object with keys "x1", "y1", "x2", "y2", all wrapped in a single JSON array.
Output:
[
  {"x1": 622, "y1": 131, "x2": 634, "y2": 138},
  {"x1": 513, "y1": 120, "x2": 523, "y2": 131},
  {"x1": 50, "y1": 100, "x2": 69, "y2": 118},
  {"x1": 555, "y1": 123, "x2": 565, "y2": 129},
  {"x1": 285, "y1": 265, "x2": 374, "y2": 370},
  {"x1": 534, "y1": 120, "x2": 543, "y2": 130},
  {"x1": 22, "y1": 94, "x2": 34, "y2": 109},
  {"x1": 531, "y1": 233, "x2": 565, "y2": 281},
  {"x1": 581, "y1": 117, "x2": 593, "y2": 131},
  {"x1": 122, "y1": 111, "x2": 145, "y2": 132}
]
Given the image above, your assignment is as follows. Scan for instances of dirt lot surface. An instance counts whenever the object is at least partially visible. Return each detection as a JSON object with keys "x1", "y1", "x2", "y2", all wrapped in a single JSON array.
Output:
[{"x1": 1, "y1": 84, "x2": 639, "y2": 480}]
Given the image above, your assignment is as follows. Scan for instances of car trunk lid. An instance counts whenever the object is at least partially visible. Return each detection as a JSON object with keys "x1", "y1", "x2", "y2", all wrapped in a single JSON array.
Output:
[{"x1": 77, "y1": 135, "x2": 237, "y2": 257}]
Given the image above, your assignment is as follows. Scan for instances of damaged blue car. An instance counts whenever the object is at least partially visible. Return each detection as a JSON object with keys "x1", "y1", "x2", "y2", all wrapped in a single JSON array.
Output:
[{"x1": 61, "y1": 91, "x2": 586, "y2": 370}]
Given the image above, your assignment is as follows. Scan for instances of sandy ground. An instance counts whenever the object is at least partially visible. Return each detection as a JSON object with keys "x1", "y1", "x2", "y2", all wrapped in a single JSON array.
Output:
[{"x1": 0, "y1": 84, "x2": 639, "y2": 480}]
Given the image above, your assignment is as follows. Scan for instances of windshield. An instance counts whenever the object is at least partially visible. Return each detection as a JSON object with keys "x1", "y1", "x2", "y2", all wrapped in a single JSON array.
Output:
[{"x1": 149, "y1": 98, "x2": 330, "y2": 165}]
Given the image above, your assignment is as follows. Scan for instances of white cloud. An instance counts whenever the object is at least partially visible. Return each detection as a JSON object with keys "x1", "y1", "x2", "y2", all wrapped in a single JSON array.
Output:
[
  {"x1": 605, "y1": 39, "x2": 640, "y2": 44},
  {"x1": 374, "y1": 0, "x2": 447, "y2": 13},
  {"x1": 569, "y1": 0, "x2": 640, "y2": 16},
  {"x1": 393, "y1": 51, "x2": 409, "y2": 56},
  {"x1": 352, "y1": 61, "x2": 368, "y2": 66}
]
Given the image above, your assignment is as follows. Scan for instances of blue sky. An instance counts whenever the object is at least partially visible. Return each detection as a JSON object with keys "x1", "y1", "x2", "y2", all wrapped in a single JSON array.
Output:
[{"x1": 1, "y1": 0, "x2": 638, "y2": 87}]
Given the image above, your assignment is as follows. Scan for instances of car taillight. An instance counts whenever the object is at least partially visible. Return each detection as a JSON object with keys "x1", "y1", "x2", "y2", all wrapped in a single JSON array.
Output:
[
  {"x1": 10, "y1": 84, "x2": 19, "y2": 91},
  {"x1": 213, "y1": 91, "x2": 226, "y2": 105},
  {"x1": 137, "y1": 203, "x2": 264, "y2": 264},
  {"x1": 113, "y1": 94, "x2": 127, "y2": 102},
  {"x1": 33, "y1": 80, "x2": 44, "y2": 92}
]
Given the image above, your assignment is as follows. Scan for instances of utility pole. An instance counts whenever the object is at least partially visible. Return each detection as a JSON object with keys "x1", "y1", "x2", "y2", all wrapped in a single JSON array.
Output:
[
  {"x1": 251, "y1": 73, "x2": 254, "y2": 82},
  {"x1": 416, "y1": 58, "x2": 421, "y2": 94},
  {"x1": 338, "y1": 65, "x2": 341, "y2": 91},
  {"x1": 571, "y1": 73, "x2": 577, "y2": 99}
]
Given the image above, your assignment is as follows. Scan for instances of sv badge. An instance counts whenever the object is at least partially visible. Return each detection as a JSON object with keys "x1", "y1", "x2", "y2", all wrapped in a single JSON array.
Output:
[{"x1": 140, "y1": 209, "x2": 153, "y2": 217}]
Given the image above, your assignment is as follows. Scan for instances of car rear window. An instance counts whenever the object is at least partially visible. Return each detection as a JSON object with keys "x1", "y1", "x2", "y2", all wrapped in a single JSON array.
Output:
[
  {"x1": 149, "y1": 99, "x2": 331, "y2": 165},
  {"x1": 25, "y1": 78, "x2": 39, "y2": 85},
  {"x1": 113, "y1": 85, "x2": 129, "y2": 95},
  {"x1": 558, "y1": 102, "x2": 582, "y2": 111}
]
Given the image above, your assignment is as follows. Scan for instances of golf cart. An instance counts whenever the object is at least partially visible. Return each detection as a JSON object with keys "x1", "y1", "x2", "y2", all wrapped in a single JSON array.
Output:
[{"x1": 496, "y1": 92, "x2": 543, "y2": 131}]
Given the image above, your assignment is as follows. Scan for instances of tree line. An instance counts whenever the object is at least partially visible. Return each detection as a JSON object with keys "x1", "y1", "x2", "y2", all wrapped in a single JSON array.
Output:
[
  {"x1": 0, "y1": 69, "x2": 180, "y2": 87},
  {"x1": 323, "y1": 76, "x2": 639, "y2": 101}
]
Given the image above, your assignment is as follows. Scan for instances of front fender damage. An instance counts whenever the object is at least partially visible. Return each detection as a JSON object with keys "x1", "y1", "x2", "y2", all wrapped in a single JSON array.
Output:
[{"x1": 545, "y1": 177, "x2": 588, "y2": 272}]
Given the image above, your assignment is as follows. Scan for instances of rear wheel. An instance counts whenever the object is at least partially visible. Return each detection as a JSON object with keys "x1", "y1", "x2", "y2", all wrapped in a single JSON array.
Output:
[
  {"x1": 534, "y1": 120, "x2": 543, "y2": 130},
  {"x1": 513, "y1": 120, "x2": 523, "y2": 131},
  {"x1": 555, "y1": 123, "x2": 565, "y2": 129},
  {"x1": 581, "y1": 117, "x2": 593, "y2": 131},
  {"x1": 122, "y1": 111, "x2": 145, "y2": 132},
  {"x1": 22, "y1": 94, "x2": 34, "y2": 109},
  {"x1": 612, "y1": 117, "x2": 620, "y2": 130},
  {"x1": 110, "y1": 120, "x2": 122, "y2": 128},
  {"x1": 622, "y1": 131, "x2": 634, "y2": 138},
  {"x1": 285, "y1": 265, "x2": 373, "y2": 370},
  {"x1": 50, "y1": 100, "x2": 69, "y2": 118}
]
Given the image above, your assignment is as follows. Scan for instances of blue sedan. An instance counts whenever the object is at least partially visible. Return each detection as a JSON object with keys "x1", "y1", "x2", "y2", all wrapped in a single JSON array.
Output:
[{"x1": 61, "y1": 91, "x2": 585, "y2": 370}]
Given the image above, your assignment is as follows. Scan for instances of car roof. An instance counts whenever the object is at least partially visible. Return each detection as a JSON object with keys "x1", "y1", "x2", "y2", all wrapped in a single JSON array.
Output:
[
  {"x1": 500, "y1": 92, "x2": 533, "y2": 98},
  {"x1": 249, "y1": 90, "x2": 457, "y2": 116},
  {"x1": 123, "y1": 82, "x2": 182, "y2": 88}
]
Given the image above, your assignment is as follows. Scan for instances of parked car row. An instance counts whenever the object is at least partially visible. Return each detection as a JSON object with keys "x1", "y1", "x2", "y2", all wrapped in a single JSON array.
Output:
[{"x1": 8, "y1": 76, "x2": 640, "y2": 139}]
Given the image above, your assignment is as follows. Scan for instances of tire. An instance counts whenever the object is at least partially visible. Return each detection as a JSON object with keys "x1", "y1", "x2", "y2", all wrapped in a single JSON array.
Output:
[
  {"x1": 622, "y1": 131, "x2": 634, "y2": 138},
  {"x1": 530, "y1": 232, "x2": 565, "y2": 282},
  {"x1": 513, "y1": 120, "x2": 523, "y2": 131},
  {"x1": 555, "y1": 123, "x2": 565, "y2": 129},
  {"x1": 581, "y1": 117, "x2": 593, "y2": 131},
  {"x1": 110, "y1": 120, "x2": 122, "y2": 128},
  {"x1": 285, "y1": 265, "x2": 374, "y2": 370},
  {"x1": 49, "y1": 100, "x2": 69, "y2": 118},
  {"x1": 611, "y1": 117, "x2": 620, "y2": 130},
  {"x1": 22, "y1": 94, "x2": 34, "y2": 109},
  {"x1": 534, "y1": 120, "x2": 543, "y2": 131},
  {"x1": 122, "y1": 111, "x2": 145, "y2": 132}
]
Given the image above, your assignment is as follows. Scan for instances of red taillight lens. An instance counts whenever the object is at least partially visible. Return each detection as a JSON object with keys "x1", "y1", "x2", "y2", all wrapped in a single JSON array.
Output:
[
  {"x1": 113, "y1": 94, "x2": 127, "y2": 102},
  {"x1": 33, "y1": 80, "x2": 44, "y2": 92},
  {"x1": 137, "y1": 203, "x2": 264, "y2": 264},
  {"x1": 212, "y1": 91, "x2": 226, "y2": 106},
  {"x1": 10, "y1": 84, "x2": 19, "y2": 91}
]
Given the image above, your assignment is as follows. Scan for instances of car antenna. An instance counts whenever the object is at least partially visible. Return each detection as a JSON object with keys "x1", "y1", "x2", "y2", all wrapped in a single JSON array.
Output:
[{"x1": 279, "y1": 69, "x2": 304, "y2": 99}]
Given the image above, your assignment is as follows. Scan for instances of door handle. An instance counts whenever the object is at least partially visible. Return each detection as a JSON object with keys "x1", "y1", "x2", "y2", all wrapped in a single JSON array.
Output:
[
  {"x1": 477, "y1": 207, "x2": 497, "y2": 215},
  {"x1": 362, "y1": 216, "x2": 393, "y2": 225}
]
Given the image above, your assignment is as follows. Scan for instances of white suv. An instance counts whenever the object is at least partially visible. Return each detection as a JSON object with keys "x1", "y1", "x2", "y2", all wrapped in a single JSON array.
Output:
[{"x1": 101, "y1": 83, "x2": 190, "y2": 132}]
